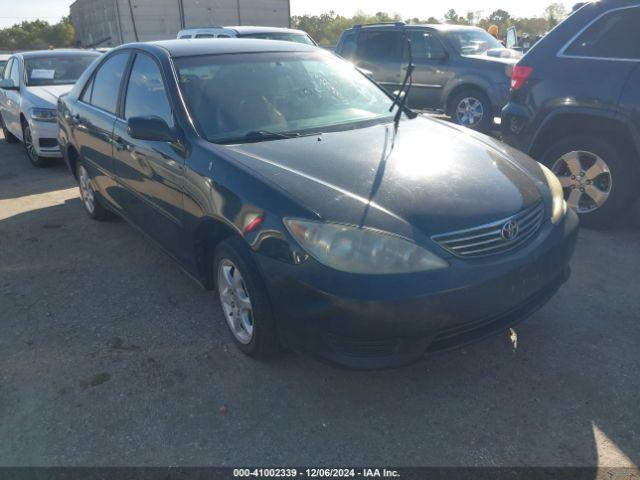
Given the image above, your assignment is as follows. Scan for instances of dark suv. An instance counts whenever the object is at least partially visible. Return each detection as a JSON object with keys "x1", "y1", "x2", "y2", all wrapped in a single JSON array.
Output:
[
  {"x1": 335, "y1": 22, "x2": 521, "y2": 132},
  {"x1": 502, "y1": 0, "x2": 640, "y2": 228}
]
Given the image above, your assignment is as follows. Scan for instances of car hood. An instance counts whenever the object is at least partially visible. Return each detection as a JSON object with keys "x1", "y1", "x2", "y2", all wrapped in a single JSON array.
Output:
[
  {"x1": 220, "y1": 116, "x2": 548, "y2": 239},
  {"x1": 24, "y1": 85, "x2": 73, "y2": 109}
]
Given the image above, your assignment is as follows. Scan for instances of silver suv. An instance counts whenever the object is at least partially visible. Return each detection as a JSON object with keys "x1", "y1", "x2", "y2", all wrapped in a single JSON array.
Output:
[{"x1": 335, "y1": 22, "x2": 522, "y2": 132}]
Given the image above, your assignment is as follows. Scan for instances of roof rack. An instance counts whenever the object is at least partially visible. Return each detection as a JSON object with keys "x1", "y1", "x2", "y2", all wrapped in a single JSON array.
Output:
[{"x1": 353, "y1": 22, "x2": 405, "y2": 29}]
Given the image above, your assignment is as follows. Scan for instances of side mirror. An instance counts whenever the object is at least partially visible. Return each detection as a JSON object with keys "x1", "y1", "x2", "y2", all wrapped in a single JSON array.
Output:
[
  {"x1": 127, "y1": 116, "x2": 177, "y2": 142},
  {"x1": 0, "y1": 79, "x2": 18, "y2": 90}
]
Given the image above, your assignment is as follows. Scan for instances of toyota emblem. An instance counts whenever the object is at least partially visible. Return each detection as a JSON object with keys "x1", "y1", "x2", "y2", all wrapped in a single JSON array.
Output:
[{"x1": 501, "y1": 220, "x2": 520, "y2": 242}]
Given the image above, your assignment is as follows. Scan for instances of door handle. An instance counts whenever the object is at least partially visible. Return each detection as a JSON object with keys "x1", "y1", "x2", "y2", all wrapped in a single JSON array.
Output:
[{"x1": 113, "y1": 137, "x2": 127, "y2": 151}]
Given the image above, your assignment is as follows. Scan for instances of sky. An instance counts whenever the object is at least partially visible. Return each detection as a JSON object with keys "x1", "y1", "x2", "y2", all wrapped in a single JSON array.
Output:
[{"x1": 0, "y1": 0, "x2": 573, "y2": 29}]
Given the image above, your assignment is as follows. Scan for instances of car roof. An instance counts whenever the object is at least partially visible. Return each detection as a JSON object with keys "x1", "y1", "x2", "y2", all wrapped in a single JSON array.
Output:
[
  {"x1": 16, "y1": 49, "x2": 102, "y2": 59},
  {"x1": 143, "y1": 38, "x2": 318, "y2": 58},
  {"x1": 179, "y1": 26, "x2": 309, "y2": 35},
  {"x1": 350, "y1": 23, "x2": 484, "y2": 33}
]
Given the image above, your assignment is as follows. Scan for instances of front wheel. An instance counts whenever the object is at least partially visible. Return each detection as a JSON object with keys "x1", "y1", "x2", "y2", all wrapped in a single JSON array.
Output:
[
  {"x1": 214, "y1": 237, "x2": 279, "y2": 359},
  {"x1": 541, "y1": 135, "x2": 639, "y2": 229},
  {"x1": 448, "y1": 89, "x2": 493, "y2": 132},
  {"x1": 22, "y1": 123, "x2": 49, "y2": 167}
]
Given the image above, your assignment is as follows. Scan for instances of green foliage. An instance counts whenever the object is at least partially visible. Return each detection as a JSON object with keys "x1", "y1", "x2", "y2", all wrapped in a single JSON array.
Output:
[
  {"x1": 292, "y1": 4, "x2": 569, "y2": 46},
  {"x1": 0, "y1": 17, "x2": 76, "y2": 51}
]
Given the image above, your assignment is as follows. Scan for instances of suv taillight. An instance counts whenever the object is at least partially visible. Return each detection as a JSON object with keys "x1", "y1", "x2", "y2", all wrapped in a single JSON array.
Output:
[{"x1": 511, "y1": 65, "x2": 533, "y2": 90}]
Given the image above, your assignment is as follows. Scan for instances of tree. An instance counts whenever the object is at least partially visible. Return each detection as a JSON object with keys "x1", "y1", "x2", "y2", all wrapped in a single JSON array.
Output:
[
  {"x1": 0, "y1": 16, "x2": 75, "y2": 51},
  {"x1": 544, "y1": 3, "x2": 568, "y2": 29}
]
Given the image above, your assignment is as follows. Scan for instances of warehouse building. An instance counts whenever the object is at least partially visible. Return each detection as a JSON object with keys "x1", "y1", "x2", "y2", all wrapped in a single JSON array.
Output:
[{"x1": 70, "y1": 0, "x2": 291, "y2": 47}]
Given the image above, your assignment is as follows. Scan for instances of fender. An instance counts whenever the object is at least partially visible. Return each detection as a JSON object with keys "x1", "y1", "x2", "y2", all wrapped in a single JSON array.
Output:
[{"x1": 529, "y1": 106, "x2": 640, "y2": 157}]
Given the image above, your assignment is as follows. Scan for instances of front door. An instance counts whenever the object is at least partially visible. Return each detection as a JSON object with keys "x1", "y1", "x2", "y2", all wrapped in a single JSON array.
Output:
[{"x1": 112, "y1": 52, "x2": 186, "y2": 260}]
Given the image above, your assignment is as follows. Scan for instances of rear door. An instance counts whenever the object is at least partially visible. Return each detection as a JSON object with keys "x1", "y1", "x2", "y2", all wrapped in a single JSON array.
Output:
[
  {"x1": 73, "y1": 51, "x2": 131, "y2": 201},
  {"x1": 406, "y1": 29, "x2": 450, "y2": 110},
  {"x1": 112, "y1": 52, "x2": 186, "y2": 258},
  {"x1": 353, "y1": 28, "x2": 403, "y2": 95}
]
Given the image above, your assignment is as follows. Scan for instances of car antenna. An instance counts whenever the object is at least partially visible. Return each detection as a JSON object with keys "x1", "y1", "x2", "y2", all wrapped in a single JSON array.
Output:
[{"x1": 389, "y1": 37, "x2": 417, "y2": 132}]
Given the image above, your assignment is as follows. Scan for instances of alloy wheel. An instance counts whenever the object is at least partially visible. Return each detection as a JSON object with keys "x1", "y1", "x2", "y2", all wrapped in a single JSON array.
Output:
[
  {"x1": 552, "y1": 151, "x2": 612, "y2": 214},
  {"x1": 456, "y1": 97, "x2": 484, "y2": 127},
  {"x1": 78, "y1": 165, "x2": 96, "y2": 215},
  {"x1": 217, "y1": 259, "x2": 254, "y2": 345},
  {"x1": 24, "y1": 126, "x2": 39, "y2": 164}
]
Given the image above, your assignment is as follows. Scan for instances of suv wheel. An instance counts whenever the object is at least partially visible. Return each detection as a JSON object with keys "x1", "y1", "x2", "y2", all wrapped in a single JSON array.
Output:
[
  {"x1": 0, "y1": 115, "x2": 19, "y2": 143},
  {"x1": 541, "y1": 135, "x2": 638, "y2": 229},
  {"x1": 448, "y1": 89, "x2": 492, "y2": 132},
  {"x1": 22, "y1": 122, "x2": 49, "y2": 167},
  {"x1": 214, "y1": 237, "x2": 279, "y2": 359}
]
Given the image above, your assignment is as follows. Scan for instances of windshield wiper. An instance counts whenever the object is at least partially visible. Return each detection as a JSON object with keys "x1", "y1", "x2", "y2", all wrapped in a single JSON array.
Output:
[
  {"x1": 389, "y1": 38, "x2": 418, "y2": 131},
  {"x1": 216, "y1": 130, "x2": 301, "y2": 144}
]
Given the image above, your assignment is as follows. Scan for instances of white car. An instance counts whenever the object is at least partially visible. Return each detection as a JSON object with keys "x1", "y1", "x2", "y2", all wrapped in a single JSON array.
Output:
[
  {"x1": 177, "y1": 25, "x2": 316, "y2": 45},
  {"x1": 0, "y1": 50, "x2": 99, "y2": 166}
]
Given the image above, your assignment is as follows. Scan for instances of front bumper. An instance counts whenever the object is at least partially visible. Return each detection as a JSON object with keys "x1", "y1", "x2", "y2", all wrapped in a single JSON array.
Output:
[
  {"x1": 256, "y1": 211, "x2": 579, "y2": 369},
  {"x1": 29, "y1": 119, "x2": 61, "y2": 158}
]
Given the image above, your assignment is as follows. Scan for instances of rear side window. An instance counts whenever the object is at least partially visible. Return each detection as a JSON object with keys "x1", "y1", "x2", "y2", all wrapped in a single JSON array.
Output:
[
  {"x1": 337, "y1": 30, "x2": 358, "y2": 59},
  {"x1": 357, "y1": 30, "x2": 402, "y2": 61},
  {"x1": 124, "y1": 54, "x2": 173, "y2": 127},
  {"x1": 564, "y1": 7, "x2": 640, "y2": 60},
  {"x1": 88, "y1": 53, "x2": 129, "y2": 114},
  {"x1": 179, "y1": 35, "x2": 192, "y2": 39},
  {"x1": 407, "y1": 31, "x2": 447, "y2": 59}
]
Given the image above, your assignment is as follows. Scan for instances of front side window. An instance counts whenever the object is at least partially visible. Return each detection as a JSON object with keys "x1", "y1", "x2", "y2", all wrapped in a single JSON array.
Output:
[
  {"x1": 175, "y1": 51, "x2": 395, "y2": 143},
  {"x1": 9, "y1": 59, "x2": 20, "y2": 86},
  {"x1": 446, "y1": 29, "x2": 503, "y2": 56},
  {"x1": 3, "y1": 59, "x2": 13, "y2": 80},
  {"x1": 24, "y1": 55, "x2": 98, "y2": 87},
  {"x1": 196, "y1": 34, "x2": 215, "y2": 39},
  {"x1": 408, "y1": 31, "x2": 447, "y2": 59},
  {"x1": 124, "y1": 54, "x2": 173, "y2": 126},
  {"x1": 564, "y1": 7, "x2": 640, "y2": 59},
  {"x1": 88, "y1": 53, "x2": 130, "y2": 114},
  {"x1": 357, "y1": 30, "x2": 402, "y2": 61}
]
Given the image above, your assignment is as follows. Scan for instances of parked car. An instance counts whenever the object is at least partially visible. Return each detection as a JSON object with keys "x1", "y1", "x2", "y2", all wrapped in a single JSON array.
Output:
[
  {"x1": 0, "y1": 54, "x2": 10, "y2": 75},
  {"x1": 502, "y1": 0, "x2": 640, "y2": 229},
  {"x1": 177, "y1": 26, "x2": 316, "y2": 45},
  {"x1": 58, "y1": 39, "x2": 578, "y2": 369},
  {"x1": 334, "y1": 22, "x2": 522, "y2": 132},
  {"x1": 0, "y1": 49, "x2": 100, "y2": 166}
]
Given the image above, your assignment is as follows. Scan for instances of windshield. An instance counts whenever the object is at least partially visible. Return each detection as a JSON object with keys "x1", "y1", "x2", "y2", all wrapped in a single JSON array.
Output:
[
  {"x1": 24, "y1": 55, "x2": 98, "y2": 87},
  {"x1": 238, "y1": 32, "x2": 316, "y2": 45},
  {"x1": 446, "y1": 29, "x2": 504, "y2": 56},
  {"x1": 175, "y1": 52, "x2": 395, "y2": 143}
]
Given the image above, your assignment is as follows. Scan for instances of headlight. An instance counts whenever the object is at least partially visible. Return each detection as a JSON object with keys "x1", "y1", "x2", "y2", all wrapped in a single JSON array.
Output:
[
  {"x1": 30, "y1": 108, "x2": 57, "y2": 123},
  {"x1": 540, "y1": 164, "x2": 567, "y2": 224},
  {"x1": 284, "y1": 219, "x2": 448, "y2": 274}
]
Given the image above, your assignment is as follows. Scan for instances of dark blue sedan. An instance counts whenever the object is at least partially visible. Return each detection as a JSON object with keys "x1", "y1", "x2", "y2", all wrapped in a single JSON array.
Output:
[{"x1": 58, "y1": 39, "x2": 578, "y2": 369}]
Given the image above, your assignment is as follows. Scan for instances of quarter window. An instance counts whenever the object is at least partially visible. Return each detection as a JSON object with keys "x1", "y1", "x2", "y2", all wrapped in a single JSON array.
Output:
[
  {"x1": 564, "y1": 7, "x2": 640, "y2": 60},
  {"x1": 88, "y1": 53, "x2": 130, "y2": 114},
  {"x1": 124, "y1": 54, "x2": 173, "y2": 126},
  {"x1": 357, "y1": 30, "x2": 402, "y2": 61}
]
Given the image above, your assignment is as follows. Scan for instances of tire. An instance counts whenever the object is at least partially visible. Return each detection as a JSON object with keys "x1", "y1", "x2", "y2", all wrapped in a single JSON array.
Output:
[
  {"x1": 214, "y1": 237, "x2": 279, "y2": 359},
  {"x1": 0, "y1": 114, "x2": 19, "y2": 143},
  {"x1": 540, "y1": 135, "x2": 639, "y2": 229},
  {"x1": 447, "y1": 88, "x2": 493, "y2": 133},
  {"x1": 22, "y1": 122, "x2": 49, "y2": 167},
  {"x1": 76, "y1": 162, "x2": 109, "y2": 221}
]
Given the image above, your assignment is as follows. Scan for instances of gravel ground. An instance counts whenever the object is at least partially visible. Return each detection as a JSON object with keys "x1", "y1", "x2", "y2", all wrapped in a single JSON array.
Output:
[{"x1": 0, "y1": 131, "x2": 639, "y2": 468}]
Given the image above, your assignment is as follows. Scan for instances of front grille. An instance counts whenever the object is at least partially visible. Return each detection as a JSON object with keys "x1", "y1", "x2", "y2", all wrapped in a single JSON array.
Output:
[
  {"x1": 432, "y1": 202, "x2": 545, "y2": 258},
  {"x1": 38, "y1": 138, "x2": 58, "y2": 149}
]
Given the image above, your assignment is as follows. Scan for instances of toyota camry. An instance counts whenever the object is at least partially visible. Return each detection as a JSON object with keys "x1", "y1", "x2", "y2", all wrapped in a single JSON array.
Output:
[{"x1": 57, "y1": 40, "x2": 578, "y2": 368}]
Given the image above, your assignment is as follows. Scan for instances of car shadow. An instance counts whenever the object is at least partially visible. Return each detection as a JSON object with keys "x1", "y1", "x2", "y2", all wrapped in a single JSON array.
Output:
[{"x1": 0, "y1": 194, "x2": 639, "y2": 469}]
